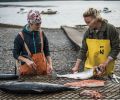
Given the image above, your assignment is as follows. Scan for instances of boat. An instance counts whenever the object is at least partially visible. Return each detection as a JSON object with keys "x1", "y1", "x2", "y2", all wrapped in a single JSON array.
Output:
[
  {"x1": 41, "y1": 9, "x2": 57, "y2": 14},
  {"x1": 20, "y1": 8, "x2": 25, "y2": 11},
  {"x1": 103, "y1": 7, "x2": 111, "y2": 13},
  {"x1": 17, "y1": 8, "x2": 27, "y2": 14}
]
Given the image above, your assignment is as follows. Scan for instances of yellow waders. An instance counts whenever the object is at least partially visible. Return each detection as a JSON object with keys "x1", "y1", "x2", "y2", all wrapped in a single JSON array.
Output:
[{"x1": 84, "y1": 39, "x2": 115, "y2": 75}]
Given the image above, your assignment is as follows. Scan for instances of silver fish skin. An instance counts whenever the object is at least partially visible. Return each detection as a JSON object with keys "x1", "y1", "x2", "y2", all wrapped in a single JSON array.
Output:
[
  {"x1": 57, "y1": 69, "x2": 94, "y2": 79},
  {"x1": 0, "y1": 81, "x2": 76, "y2": 94}
]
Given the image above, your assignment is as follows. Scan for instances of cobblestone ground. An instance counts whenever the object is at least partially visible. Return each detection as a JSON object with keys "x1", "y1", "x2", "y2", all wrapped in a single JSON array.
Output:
[
  {"x1": 0, "y1": 27, "x2": 79, "y2": 74},
  {"x1": 0, "y1": 26, "x2": 120, "y2": 99}
]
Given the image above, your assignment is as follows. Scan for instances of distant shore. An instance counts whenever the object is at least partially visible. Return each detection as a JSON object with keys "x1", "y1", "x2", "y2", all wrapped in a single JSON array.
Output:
[
  {"x1": 0, "y1": 23, "x2": 120, "y2": 30},
  {"x1": 0, "y1": 4, "x2": 55, "y2": 8},
  {"x1": 0, "y1": 23, "x2": 60, "y2": 29}
]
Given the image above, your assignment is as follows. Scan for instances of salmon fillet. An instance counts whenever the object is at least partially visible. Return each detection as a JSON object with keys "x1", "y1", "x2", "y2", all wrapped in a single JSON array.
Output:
[{"x1": 64, "y1": 80, "x2": 105, "y2": 87}]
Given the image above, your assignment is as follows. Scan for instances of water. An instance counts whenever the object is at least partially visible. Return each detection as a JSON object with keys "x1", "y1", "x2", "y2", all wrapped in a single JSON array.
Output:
[{"x1": 0, "y1": 1, "x2": 120, "y2": 28}]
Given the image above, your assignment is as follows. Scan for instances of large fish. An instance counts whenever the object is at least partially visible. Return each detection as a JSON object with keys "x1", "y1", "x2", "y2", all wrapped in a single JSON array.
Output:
[
  {"x1": 57, "y1": 69, "x2": 94, "y2": 79},
  {"x1": 0, "y1": 81, "x2": 76, "y2": 94},
  {"x1": 0, "y1": 74, "x2": 19, "y2": 80},
  {"x1": 0, "y1": 63, "x2": 19, "y2": 80}
]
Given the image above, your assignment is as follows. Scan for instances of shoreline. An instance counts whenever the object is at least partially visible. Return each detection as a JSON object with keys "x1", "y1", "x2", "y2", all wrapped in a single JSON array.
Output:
[
  {"x1": 0, "y1": 23, "x2": 120, "y2": 29},
  {"x1": 0, "y1": 23, "x2": 60, "y2": 29}
]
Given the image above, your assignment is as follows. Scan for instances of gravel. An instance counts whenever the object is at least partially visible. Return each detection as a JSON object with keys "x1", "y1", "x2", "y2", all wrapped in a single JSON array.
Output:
[{"x1": 0, "y1": 27, "x2": 78, "y2": 74}]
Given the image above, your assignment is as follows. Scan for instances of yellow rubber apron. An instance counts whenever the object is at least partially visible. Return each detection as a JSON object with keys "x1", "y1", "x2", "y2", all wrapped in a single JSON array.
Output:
[{"x1": 85, "y1": 39, "x2": 115, "y2": 75}]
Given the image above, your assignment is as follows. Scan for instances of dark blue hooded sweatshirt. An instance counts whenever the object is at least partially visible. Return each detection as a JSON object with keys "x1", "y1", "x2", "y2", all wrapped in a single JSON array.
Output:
[{"x1": 13, "y1": 24, "x2": 50, "y2": 60}]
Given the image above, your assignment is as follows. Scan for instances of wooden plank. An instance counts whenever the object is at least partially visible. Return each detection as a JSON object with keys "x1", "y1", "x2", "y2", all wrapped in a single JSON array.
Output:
[{"x1": 61, "y1": 26, "x2": 84, "y2": 49}]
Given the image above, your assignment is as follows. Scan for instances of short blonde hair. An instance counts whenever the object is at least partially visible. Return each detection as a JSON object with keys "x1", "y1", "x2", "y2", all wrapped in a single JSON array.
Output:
[{"x1": 83, "y1": 8, "x2": 103, "y2": 22}]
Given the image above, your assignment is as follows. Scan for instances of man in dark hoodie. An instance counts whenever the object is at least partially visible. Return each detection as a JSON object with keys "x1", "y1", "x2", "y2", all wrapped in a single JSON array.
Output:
[
  {"x1": 72, "y1": 8, "x2": 120, "y2": 76},
  {"x1": 13, "y1": 10, "x2": 53, "y2": 76}
]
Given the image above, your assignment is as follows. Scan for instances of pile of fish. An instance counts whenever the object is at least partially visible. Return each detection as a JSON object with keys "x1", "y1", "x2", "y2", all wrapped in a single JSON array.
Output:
[
  {"x1": 79, "y1": 90, "x2": 103, "y2": 99},
  {"x1": 0, "y1": 81, "x2": 77, "y2": 94},
  {"x1": 64, "y1": 80, "x2": 105, "y2": 87}
]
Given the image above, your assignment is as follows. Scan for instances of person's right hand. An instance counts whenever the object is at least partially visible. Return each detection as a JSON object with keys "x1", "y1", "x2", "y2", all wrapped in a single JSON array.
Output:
[
  {"x1": 72, "y1": 59, "x2": 81, "y2": 73},
  {"x1": 26, "y1": 59, "x2": 37, "y2": 71},
  {"x1": 72, "y1": 65, "x2": 79, "y2": 73}
]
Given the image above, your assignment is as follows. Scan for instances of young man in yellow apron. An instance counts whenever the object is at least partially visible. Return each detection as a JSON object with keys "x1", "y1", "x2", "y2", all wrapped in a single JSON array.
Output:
[
  {"x1": 13, "y1": 10, "x2": 53, "y2": 76},
  {"x1": 72, "y1": 8, "x2": 120, "y2": 76}
]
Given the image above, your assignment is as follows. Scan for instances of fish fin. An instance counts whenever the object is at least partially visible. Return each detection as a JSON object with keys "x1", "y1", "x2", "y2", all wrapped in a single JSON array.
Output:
[
  {"x1": 56, "y1": 74, "x2": 60, "y2": 77},
  {"x1": 70, "y1": 86, "x2": 80, "y2": 89},
  {"x1": 57, "y1": 74, "x2": 64, "y2": 77},
  {"x1": 74, "y1": 77, "x2": 80, "y2": 79},
  {"x1": 33, "y1": 89, "x2": 44, "y2": 93}
]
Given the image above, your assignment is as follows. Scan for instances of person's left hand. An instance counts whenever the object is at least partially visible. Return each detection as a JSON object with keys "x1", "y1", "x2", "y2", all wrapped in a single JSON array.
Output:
[
  {"x1": 96, "y1": 62, "x2": 108, "y2": 76},
  {"x1": 47, "y1": 64, "x2": 53, "y2": 74},
  {"x1": 99, "y1": 62, "x2": 108, "y2": 72}
]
